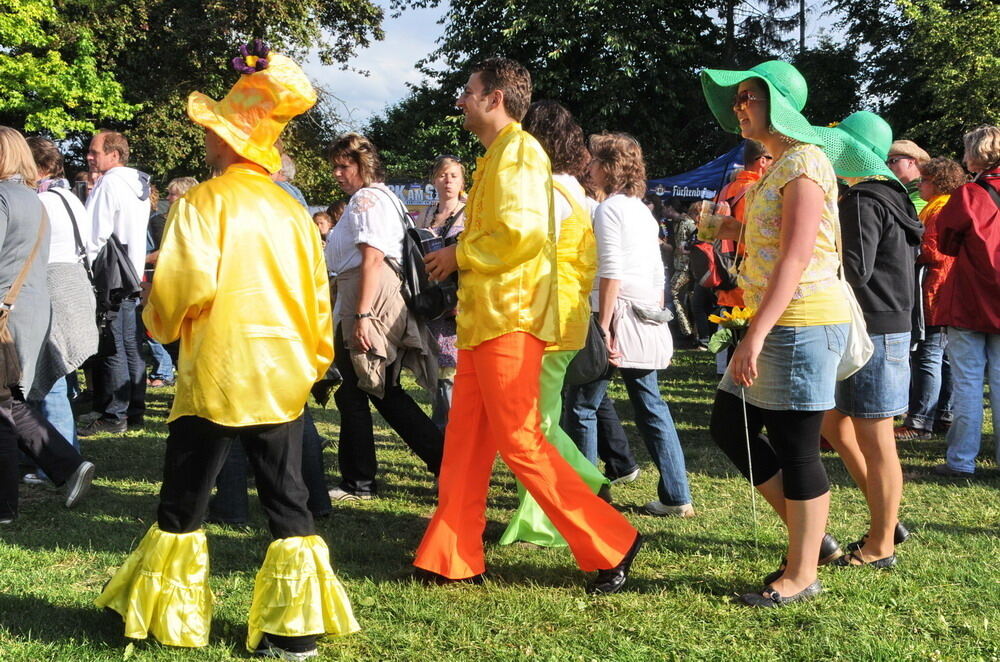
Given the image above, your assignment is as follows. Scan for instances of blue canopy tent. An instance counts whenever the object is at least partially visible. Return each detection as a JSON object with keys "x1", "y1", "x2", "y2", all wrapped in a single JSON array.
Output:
[{"x1": 647, "y1": 142, "x2": 745, "y2": 203}]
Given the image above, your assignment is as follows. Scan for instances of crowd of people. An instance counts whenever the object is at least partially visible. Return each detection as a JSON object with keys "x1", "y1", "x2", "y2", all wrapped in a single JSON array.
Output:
[{"x1": 0, "y1": 43, "x2": 998, "y2": 658}]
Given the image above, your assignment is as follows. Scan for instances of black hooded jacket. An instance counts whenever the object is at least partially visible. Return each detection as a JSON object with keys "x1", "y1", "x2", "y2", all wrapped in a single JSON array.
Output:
[{"x1": 839, "y1": 179, "x2": 924, "y2": 334}]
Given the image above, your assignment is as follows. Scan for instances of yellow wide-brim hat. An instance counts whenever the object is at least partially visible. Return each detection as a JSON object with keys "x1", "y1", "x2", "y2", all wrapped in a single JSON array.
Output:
[{"x1": 188, "y1": 48, "x2": 317, "y2": 173}]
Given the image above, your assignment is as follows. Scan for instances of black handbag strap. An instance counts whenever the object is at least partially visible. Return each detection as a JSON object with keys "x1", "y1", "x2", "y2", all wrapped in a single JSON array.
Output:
[
  {"x1": 51, "y1": 188, "x2": 95, "y2": 283},
  {"x1": 432, "y1": 202, "x2": 465, "y2": 240},
  {"x1": 974, "y1": 177, "x2": 1000, "y2": 211}
]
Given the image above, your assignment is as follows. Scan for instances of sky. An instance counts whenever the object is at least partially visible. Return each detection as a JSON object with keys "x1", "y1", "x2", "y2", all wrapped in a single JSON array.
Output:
[{"x1": 301, "y1": 3, "x2": 448, "y2": 131}]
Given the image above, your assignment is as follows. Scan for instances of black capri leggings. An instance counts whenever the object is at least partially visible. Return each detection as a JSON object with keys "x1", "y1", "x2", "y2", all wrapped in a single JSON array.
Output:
[{"x1": 710, "y1": 389, "x2": 829, "y2": 501}]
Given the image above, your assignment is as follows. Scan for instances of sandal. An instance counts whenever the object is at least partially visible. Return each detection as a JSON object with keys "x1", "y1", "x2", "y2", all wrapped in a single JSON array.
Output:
[
  {"x1": 831, "y1": 550, "x2": 896, "y2": 569},
  {"x1": 894, "y1": 425, "x2": 931, "y2": 441}
]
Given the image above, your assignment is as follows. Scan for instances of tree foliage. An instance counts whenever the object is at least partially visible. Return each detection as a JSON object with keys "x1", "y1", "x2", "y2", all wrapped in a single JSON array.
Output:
[
  {"x1": 372, "y1": 0, "x2": 743, "y2": 180},
  {"x1": 0, "y1": 0, "x2": 137, "y2": 136}
]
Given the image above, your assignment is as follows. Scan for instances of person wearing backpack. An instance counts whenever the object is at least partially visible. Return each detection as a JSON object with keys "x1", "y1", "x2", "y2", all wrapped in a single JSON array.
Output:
[
  {"x1": 324, "y1": 133, "x2": 444, "y2": 501},
  {"x1": 931, "y1": 125, "x2": 1000, "y2": 478},
  {"x1": 79, "y1": 130, "x2": 151, "y2": 436}
]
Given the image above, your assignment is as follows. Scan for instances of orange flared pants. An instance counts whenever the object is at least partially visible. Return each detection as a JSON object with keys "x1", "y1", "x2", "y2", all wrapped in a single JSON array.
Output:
[{"x1": 413, "y1": 332, "x2": 637, "y2": 579}]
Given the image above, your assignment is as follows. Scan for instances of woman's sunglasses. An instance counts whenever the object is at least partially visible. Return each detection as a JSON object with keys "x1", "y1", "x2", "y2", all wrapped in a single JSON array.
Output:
[{"x1": 732, "y1": 90, "x2": 766, "y2": 110}]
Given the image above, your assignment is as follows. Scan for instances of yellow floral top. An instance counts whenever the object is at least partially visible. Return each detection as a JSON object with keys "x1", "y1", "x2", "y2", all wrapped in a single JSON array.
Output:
[
  {"x1": 144, "y1": 163, "x2": 334, "y2": 426},
  {"x1": 740, "y1": 142, "x2": 849, "y2": 326},
  {"x1": 455, "y1": 122, "x2": 558, "y2": 349}
]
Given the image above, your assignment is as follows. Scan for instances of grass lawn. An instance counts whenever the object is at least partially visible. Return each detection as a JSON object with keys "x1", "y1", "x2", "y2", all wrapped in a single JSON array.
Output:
[{"x1": 1, "y1": 350, "x2": 998, "y2": 661}]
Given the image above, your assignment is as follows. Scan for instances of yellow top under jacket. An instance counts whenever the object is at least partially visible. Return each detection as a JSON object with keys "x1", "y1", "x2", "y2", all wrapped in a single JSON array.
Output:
[
  {"x1": 455, "y1": 122, "x2": 558, "y2": 350},
  {"x1": 549, "y1": 178, "x2": 597, "y2": 352},
  {"x1": 143, "y1": 163, "x2": 333, "y2": 426}
]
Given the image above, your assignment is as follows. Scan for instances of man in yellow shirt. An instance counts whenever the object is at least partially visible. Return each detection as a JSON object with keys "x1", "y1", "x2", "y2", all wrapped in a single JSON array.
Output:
[
  {"x1": 413, "y1": 57, "x2": 640, "y2": 594},
  {"x1": 95, "y1": 43, "x2": 358, "y2": 658}
]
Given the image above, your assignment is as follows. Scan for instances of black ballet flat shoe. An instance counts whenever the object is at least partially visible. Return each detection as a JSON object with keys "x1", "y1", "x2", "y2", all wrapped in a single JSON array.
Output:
[
  {"x1": 587, "y1": 533, "x2": 643, "y2": 595},
  {"x1": 413, "y1": 568, "x2": 486, "y2": 586},
  {"x1": 762, "y1": 533, "x2": 843, "y2": 585},
  {"x1": 846, "y1": 522, "x2": 910, "y2": 552},
  {"x1": 739, "y1": 580, "x2": 822, "y2": 607},
  {"x1": 831, "y1": 550, "x2": 897, "y2": 569}
]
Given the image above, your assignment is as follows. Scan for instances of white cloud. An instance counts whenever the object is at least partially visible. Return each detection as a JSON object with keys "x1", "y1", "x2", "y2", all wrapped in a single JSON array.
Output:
[{"x1": 302, "y1": 3, "x2": 447, "y2": 129}]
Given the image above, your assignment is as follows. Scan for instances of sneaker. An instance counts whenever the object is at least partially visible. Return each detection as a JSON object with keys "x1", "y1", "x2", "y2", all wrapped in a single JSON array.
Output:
[
  {"x1": 608, "y1": 467, "x2": 641, "y2": 485},
  {"x1": 0, "y1": 516, "x2": 14, "y2": 525},
  {"x1": 643, "y1": 500, "x2": 695, "y2": 517},
  {"x1": 78, "y1": 417, "x2": 126, "y2": 437},
  {"x1": 65, "y1": 461, "x2": 96, "y2": 508},
  {"x1": 254, "y1": 634, "x2": 318, "y2": 660},
  {"x1": 22, "y1": 473, "x2": 46, "y2": 486},
  {"x1": 328, "y1": 487, "x2": 373, "y2": 501},
  {"x1": 931, "y1": 463, "x2": 974, "y2": 478}
]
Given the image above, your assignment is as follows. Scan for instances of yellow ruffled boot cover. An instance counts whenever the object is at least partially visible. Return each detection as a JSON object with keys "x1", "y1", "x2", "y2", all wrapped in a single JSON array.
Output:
[
  {"x1": 246, "y1": 535, "x2": 360, "y2": 652},
  {"x1": 95, "y1": 524, "x2": 213, "y2": 647}
]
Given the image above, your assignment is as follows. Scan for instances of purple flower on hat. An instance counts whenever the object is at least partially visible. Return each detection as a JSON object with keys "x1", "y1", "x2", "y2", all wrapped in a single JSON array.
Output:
[{"x1": 231, "y1": 39, "x2": 270, "y2": 75}]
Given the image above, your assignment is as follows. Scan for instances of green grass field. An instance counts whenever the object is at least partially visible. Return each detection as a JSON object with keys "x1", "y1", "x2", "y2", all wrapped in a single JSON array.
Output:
[{"x1": 2, "y1": 350, "x2": 998, "y2": 660}]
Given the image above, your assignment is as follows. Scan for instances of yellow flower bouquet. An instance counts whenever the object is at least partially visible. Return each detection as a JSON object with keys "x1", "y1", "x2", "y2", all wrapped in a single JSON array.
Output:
[{"x1": 706, "y1": 307, "x2": 755, "y2": 354}]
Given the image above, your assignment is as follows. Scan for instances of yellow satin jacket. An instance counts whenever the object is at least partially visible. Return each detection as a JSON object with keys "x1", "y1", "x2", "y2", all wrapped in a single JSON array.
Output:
[
  {"x1": 455, "y1": 122, "x2": 558, "y2": 349},
  {"x1": 143, "y1": 163, "x2": 334, "y2": 426},
  {"x1": 550, "y1": 179, "x2": 597, "y2": 352}
]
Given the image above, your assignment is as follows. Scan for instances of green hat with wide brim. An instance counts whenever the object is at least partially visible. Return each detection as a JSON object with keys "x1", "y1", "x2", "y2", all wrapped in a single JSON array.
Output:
[
  {"x1": 813, "y1": 111, "x2": 898, "y2": 180},
  {"x1": 701, "y1": 60, "x2": 823, "y2": 146}
]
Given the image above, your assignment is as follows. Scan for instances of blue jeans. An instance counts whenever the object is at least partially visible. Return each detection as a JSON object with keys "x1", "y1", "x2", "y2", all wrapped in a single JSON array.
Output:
[
  {"x1": 147, "y1": 338, "x2": 174, "y2": 381},
  {"x1": 943, "y1": 327, "x2": 1000, "y2": 473},
  {"x1": 906, "y1": 326, "x2": 953, "y2": 431},
  {"x1": 35, "y1": 375, "x2": 78, "y2": 451},
  {"x1": 96, "y1": 299, "x2": 146, "y2": 422},
  {"x1": 567, "y1": 369, "x2": 692, "y2": 506}
]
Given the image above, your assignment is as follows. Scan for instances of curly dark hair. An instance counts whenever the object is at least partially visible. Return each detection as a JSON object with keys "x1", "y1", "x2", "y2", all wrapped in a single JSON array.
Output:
[
  {"x1": 588, "y1": 132, "x2": 647, "y2": 198},
  {"x1": 471, "y1": 57, "x2": 532, "y2": 121},
  {"x1": 918, "y1": 157, "x2": 967, "y2": 195},
  {"x1": 522, "y1": 100, "x2": 588, "y2": 178}
]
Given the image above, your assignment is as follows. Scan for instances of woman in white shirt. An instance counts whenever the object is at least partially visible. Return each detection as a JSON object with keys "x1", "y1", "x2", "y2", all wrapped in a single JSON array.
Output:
[
  {"x1": 566, "y1": 132, "x2": 694, "y2": 518},
  {"x1": 26, "y1": 137, "x2": 98, "y2": 452},
  {"x1": 324, "y1": 133, "x2": 443, "y2": 501}
]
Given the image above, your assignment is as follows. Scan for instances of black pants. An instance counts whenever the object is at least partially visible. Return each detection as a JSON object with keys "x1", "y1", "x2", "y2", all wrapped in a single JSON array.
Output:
[
  {"x1": 157, "y1": 415, "x2": 314, "y2": 539},
  {"x1": 333, "y1": 325, "x2": 443, "y2": 495},
  {"x1": 208, "y1": 407, "x2": 332, "y2": 523},
  {"x1": 710, "y1": 390, "x2": 829, "y2": 501},
  {"x1": 0, "y1": 395, "x2": 84, "y2": 519}
]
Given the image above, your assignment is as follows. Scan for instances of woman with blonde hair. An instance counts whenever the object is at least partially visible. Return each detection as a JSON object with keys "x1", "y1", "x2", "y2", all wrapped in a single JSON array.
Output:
[
  {"x1": 325, "y1": 133, "x2": 443, "y2": 500},
  {"x1": 0, "y1": 127, "x2": 95, "y2": 523},
  {"x1": 566, "y1": 131, "x2": 694, "y2": 520},
  {"x1": 415, "y1": 154, "x2": 466, "y2": 429},
  {"x1": 932, "y1": 125, "x2": 1000, "y2": 477}
]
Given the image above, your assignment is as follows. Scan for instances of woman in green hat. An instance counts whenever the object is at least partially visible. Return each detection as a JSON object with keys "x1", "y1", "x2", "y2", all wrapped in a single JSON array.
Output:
[
  {"x1": 700, "y1": 61, "x2": 851, "y2": 607},
  {"x1": 814, "y1": 111, "x2": 923, "y2": 569}
]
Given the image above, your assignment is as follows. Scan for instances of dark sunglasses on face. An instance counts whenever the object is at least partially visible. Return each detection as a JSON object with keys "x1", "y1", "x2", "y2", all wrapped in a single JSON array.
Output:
[{"x1": 732, "y1": 90, "x2": 766, "y2": 110}]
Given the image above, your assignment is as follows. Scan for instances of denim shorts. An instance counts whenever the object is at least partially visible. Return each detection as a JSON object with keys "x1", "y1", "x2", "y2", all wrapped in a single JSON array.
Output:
[
  {"x1": 835, "y1": 331, "x2": 911, "y2": 418},
  {"x1": 719, "y1": 324, "x2": 847, "y2": 411}
]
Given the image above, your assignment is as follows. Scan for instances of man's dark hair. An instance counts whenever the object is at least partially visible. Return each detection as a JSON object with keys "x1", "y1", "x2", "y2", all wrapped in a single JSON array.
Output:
[
  {"x1": 743, "y1": 139, "x2": 769, "y2": 164},
  {"x1": 97, "y1": 129, "x2": 130, "y2": 164},
  {"x1": 522, "y1": 100, "x2": 588, "y2": 177},
  {"x1": 471, "y1": 57, "x2": 532, "y2": 121},
  {"x1": 26, "y1": 136, "x2": 65, "y2": 179}
]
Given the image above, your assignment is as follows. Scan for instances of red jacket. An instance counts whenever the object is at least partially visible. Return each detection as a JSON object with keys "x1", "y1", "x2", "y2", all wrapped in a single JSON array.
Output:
[
  {"x1": 936, "y1": 168, "x2": 1000, "y2": 333},
  {"x1": 917, "y1": 195, "x2": 956, "y2": 326}
]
